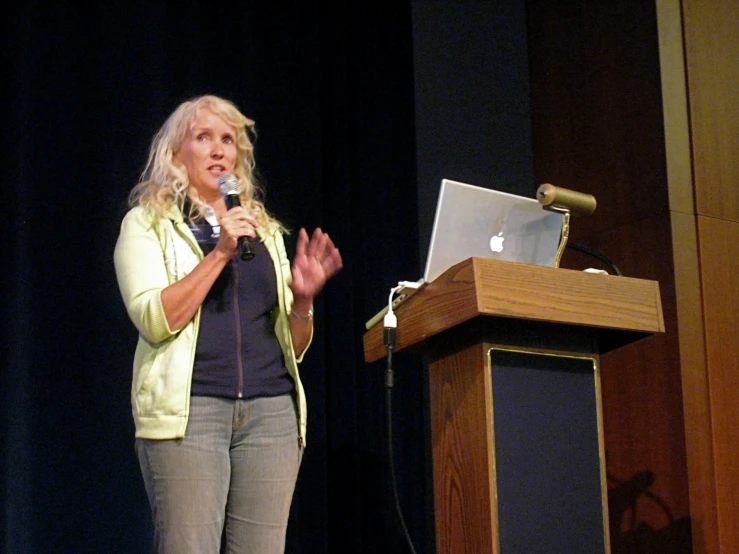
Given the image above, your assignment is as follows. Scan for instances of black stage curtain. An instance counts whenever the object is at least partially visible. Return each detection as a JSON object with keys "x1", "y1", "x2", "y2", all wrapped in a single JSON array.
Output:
[{"x1": 2, "y1": 2, "x2": 432, "y2": 553}]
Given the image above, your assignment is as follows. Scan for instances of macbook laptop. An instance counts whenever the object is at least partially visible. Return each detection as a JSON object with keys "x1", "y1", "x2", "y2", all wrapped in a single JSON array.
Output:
[
  {"x1": 365, "y1": 179, "x2": 563, "y2": 329},
  {"x1": 422, "y1": 178, "x2": 563, "y2": 283}
]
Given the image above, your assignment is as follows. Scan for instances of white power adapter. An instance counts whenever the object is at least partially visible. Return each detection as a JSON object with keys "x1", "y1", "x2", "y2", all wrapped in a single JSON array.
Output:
[
  {"x1": 384, "y1": 280, "x2": 424, "y2": 329},
  {"x1": 365, "y1": 279, "x2": 427, "y2": 330}
]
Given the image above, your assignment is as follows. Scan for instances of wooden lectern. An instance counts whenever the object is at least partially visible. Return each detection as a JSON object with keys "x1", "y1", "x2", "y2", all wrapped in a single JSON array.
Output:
[{"x1": 363, "y1": 257, "x2": 664, "y2": 554}]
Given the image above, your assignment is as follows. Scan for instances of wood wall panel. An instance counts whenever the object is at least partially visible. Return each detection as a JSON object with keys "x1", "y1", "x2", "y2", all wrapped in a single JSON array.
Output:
[
  {"x1": 698, "y1": 216, "x2": 739, "y2": 551},
  {"x1": 656, "y1": 0, "x2": 694, "y2": 216},
  {"x1": 526, "y1": 2, "x2": 691, "y2": 551},
  {"x1": 659, "y1": 0, "x2": 739, "y2": 551},
  {"x1": 683, "y1": 0, "x2": 739, "y2": 221},
  {"x1": 670, "y1": 212, "x2": 717, "y2": 554},
  {"x1": 528, "y1": 1, "x2": 739, "y2": 552},
  {"x1": 526, "y1": 0, "x2": 668, "y2": 235}
]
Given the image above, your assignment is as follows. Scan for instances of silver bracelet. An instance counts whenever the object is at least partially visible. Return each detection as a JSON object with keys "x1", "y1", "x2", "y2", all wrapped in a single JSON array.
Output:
[{"x1": 290, "y1": 306, "x2": 314, "y2": 320}]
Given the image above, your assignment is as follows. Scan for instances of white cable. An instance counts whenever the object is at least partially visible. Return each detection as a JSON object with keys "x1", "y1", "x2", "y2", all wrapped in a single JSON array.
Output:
[
  {"x1": 382, "y1": 279, "x2": 423, "y2": 330},
  {"x1": 384, "y1": 284, "x2": 404, "y2": 329}
]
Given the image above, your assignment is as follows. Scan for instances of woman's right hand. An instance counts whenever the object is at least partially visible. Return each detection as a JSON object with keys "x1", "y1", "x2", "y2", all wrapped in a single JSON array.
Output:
[
  {"x1": 216, "y1": 206, "x2": 259, "y2": 257},
  {"x1": 159, "y1": 206, "x2": 259, "y2": 332}
]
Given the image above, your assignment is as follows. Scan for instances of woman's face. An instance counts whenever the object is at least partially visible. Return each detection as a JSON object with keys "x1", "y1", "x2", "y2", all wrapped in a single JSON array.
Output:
[{"x1": 175, "y1": 108, "x2": 238, "y2": 203}]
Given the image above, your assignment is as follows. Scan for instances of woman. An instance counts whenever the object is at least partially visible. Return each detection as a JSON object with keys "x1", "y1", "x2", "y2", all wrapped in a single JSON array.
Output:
[{"x1": 114, "y1": 94, "x2": 342, "y2": 553}]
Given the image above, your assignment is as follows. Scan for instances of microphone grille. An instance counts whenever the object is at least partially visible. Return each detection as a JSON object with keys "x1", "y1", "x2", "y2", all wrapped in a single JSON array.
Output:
[{"x1": 217, "y1": 173, "x2": 240, "y2": 195}]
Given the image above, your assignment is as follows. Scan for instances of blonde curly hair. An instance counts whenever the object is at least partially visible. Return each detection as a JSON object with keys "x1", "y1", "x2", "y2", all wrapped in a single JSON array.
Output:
[{"x1": 129, "y1": 94, "x2": 278, "y2": 228}]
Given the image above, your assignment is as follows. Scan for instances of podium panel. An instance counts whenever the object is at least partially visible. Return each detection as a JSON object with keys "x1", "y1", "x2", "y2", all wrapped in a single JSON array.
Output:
[
  {"x1": 427, "y1": 328, "x2": 610, "y2": 554},
  {"x1": 490, "y1": 348, "x2": 608, "y2": 553}
]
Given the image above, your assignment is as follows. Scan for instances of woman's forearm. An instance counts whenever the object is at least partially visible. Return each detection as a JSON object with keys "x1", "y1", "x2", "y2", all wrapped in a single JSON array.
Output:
[
  {"x1": 160, "y1": 248, "x2": 232, "y2": 331},
  {"x1": 288, "y1": 297, "x2": 314, "y2": 357}
]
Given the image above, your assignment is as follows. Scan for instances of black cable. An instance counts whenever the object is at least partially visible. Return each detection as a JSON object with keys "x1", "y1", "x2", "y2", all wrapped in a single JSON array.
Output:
[
  {"x1": 566, "y1": 241, "x2": 623, "y2": 276},
  {"x1": 384, "y1": 329, "x2": 418, "y2": 554}
]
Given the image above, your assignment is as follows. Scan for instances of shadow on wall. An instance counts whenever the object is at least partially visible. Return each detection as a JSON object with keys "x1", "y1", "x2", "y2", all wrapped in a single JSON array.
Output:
[{"x1": 608, "y1": 470, "x2": 692, "y2": 554}]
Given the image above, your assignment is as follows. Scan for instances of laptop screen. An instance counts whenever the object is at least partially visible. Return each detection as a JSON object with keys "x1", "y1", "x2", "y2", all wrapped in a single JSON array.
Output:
[{"x1": 422, "y1": 179, "x2": 564, "y2": 283}]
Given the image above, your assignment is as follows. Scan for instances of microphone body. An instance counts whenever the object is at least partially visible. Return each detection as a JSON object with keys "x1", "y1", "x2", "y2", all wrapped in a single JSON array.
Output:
[{"x1": 218, "y1": 174, "x2": 256, "y2": 261}]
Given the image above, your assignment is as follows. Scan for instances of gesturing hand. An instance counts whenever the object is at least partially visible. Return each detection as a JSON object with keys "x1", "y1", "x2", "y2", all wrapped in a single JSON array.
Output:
[{"x1": 290, "y1": 228, "x2": 343, "y2": 303}]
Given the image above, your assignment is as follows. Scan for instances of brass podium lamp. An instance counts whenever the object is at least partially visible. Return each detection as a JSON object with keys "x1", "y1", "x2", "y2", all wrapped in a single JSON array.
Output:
[{"x1": 537, "y1": 183, "x2": 597, "y2": 268}]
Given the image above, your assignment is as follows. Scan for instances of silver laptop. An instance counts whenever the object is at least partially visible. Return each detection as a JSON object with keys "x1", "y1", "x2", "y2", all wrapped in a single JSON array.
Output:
[
  {"x1": 422, "y1": 179, "x2": 563, "y2": 283},
  {"x1": 365, "y1": 179, "x2": 563, "y2": 329}
]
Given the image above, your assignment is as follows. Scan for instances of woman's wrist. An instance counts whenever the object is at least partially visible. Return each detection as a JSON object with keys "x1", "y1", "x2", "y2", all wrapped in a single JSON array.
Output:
[
  {"x1": 289, "y1": 306, "x2": 314, "y2": 320},
  {"x1": 290, "y1": 297, "x2": 314, "y2": 320}
]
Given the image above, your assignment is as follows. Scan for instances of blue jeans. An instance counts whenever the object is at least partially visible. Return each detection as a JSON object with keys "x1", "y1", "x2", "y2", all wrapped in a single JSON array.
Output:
[{"x1": 136, "y1": 394, "x2": 303, "y2": 554}]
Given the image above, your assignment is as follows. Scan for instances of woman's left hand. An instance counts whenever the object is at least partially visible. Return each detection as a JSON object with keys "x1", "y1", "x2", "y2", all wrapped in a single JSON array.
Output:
[{"x1": 290, "y1": 228, "x2": 343, "y2": 304}]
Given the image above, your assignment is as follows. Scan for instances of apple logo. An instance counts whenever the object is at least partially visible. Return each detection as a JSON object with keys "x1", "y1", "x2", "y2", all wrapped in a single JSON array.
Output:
[{"x1": 489, "y1": 232, "x2": 505, "y2": 253}]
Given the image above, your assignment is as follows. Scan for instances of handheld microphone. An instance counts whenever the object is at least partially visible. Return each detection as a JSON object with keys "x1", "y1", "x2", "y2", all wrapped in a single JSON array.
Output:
[{"x1": 217, "y1": 173, "x2": 256, "y2": 261}]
